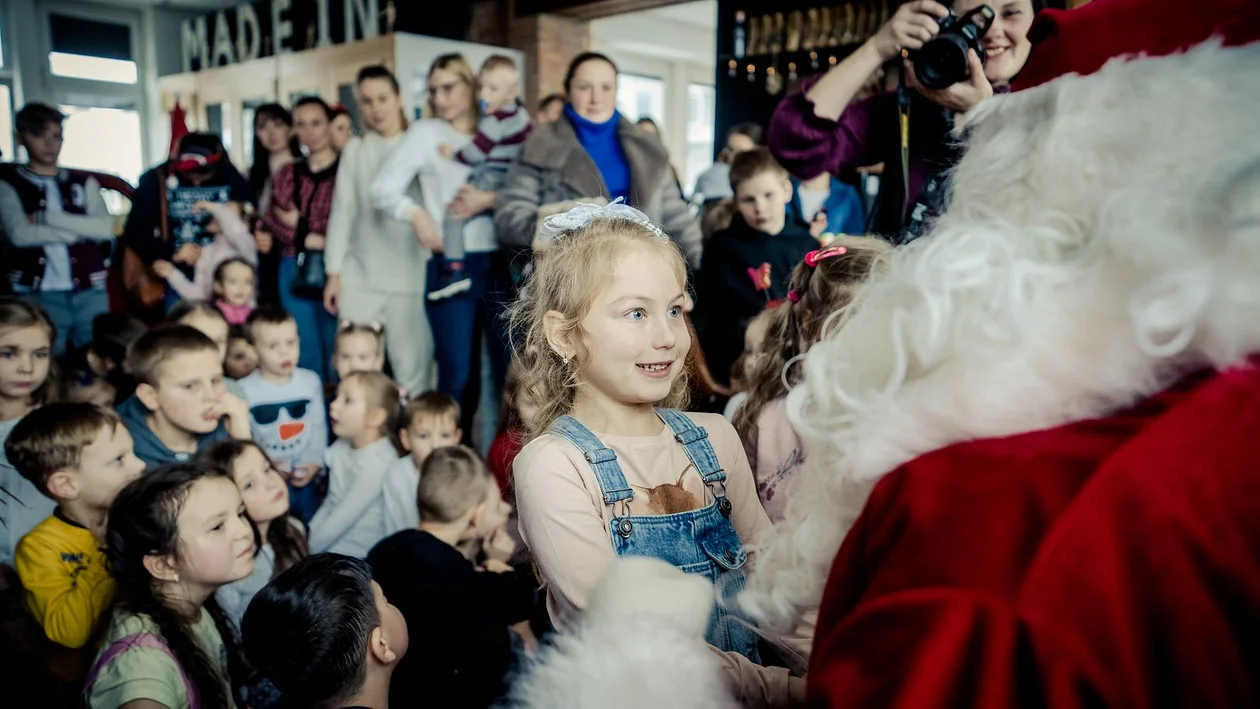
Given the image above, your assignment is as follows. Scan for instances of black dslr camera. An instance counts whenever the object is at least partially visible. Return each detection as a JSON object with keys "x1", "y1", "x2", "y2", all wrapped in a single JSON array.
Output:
[{"x1": 911, "y1": 5, "x2": 996, "y2": 89}]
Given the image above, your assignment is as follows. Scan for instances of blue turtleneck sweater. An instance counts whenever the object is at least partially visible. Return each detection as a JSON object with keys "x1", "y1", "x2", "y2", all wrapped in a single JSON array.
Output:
[{"x1": 564, "y1": 104, "x2": 630, "y2": 203}]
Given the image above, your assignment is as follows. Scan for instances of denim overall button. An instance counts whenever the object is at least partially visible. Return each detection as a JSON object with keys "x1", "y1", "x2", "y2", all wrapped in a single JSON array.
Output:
[
  {"x1": 617, "y1": 519, "x2": 634, "y2": 537},
  {"x1": 718, "y1": 497, "x2": 732, "y2": 516}
]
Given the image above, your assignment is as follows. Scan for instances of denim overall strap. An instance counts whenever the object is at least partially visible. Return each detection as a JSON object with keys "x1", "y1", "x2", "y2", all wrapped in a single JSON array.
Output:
[
  {"x1": 654, "y1": 409, "x2": 727, "y2": 485},
  {"x1": 547, "y1": 416, "x2": 634, "y2": 505}
]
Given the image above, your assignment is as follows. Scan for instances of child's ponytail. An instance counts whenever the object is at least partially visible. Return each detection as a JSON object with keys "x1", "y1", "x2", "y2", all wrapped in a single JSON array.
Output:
[
  {"x1": 735, "y1": 238, "x2": 891, "y2": 462},
  {"x1": 104, "y1": 464, "x2": 248, "y2": 709}
]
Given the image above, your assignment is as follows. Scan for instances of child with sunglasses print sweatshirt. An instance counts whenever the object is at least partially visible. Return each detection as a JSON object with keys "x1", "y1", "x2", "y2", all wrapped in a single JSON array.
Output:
[{"x1": 239, "y1": 306, "x2": 329, "y2": 524}]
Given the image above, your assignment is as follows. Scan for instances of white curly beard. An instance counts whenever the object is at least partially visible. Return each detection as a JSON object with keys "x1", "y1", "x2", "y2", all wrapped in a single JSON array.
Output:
[{"x1": 740, "y1": 40, "x2": 1260, "y2": 633}]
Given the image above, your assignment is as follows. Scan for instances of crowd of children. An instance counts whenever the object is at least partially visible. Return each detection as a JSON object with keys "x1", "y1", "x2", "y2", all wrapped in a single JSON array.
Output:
[
  {"x1": 0, "y1": 134, "x2": 888, "y2": 707},
  {"x1": 0, "y1": 35, "x2": 893, "y2": 709}
]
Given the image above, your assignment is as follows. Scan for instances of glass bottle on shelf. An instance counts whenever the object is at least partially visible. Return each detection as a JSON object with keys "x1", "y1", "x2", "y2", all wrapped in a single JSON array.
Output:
[{"x1": 787, "y1": 11, "x2": 802, "y2": 53}]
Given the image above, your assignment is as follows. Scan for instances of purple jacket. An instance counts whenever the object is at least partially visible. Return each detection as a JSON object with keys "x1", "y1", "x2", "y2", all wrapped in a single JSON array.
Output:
[{"x1": 768, "y1": 80, "x2": 959, "y2": 237}]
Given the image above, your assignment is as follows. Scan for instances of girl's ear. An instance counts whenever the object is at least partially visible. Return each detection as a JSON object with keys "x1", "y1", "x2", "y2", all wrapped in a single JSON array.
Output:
[
  {"x1": 143, "y1": 552, "x2": 180, "y2": 583},
  {"x1": 369, "y1": 624, "x2": 399, "y2": 664},
  {"x1": 543, "y1": 310, "x2": 573, "y2": 361}
]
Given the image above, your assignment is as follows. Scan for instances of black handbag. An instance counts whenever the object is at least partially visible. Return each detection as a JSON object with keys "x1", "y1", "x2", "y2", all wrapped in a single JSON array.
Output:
[{"x1": 288, "y1": 159, "x2": 335, "y2": 300}]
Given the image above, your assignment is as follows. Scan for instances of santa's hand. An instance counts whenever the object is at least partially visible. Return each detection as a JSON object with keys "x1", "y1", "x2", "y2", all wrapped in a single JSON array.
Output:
[
  {"x1": 906, "y1": 49, "x2": 993, "y2": 114},
  {"x1": 438, "y1": 144, "x2": 455, "y2": 159}
]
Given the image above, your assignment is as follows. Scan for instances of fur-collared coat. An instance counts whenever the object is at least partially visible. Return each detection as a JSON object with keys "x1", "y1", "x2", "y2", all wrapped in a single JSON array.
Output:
[{"x1": 494, "y1": 115, "x2": 702, "y2": 267}]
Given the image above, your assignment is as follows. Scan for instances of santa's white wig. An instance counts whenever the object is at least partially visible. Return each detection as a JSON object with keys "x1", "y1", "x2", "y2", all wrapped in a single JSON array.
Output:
[
  {"x1": 506, "y1": 557, "x2": 737, "y2": 709},
  {"x1": 742, "y1": 40, "x2": 1260, "y2": 632}
]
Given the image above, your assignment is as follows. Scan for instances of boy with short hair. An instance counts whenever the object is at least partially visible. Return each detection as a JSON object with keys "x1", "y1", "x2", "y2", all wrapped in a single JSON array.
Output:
[
  {"x1": 693, "y1": 147, "x2": 818, "y2": 387},
  {"x1": 7, "y1": 402, "x2": 146, "y2": 648},
  {"x1": 240, "y1": 305, "x2": 328, "y2": 523},
  {"x1": 117, "y1": 324, "x2": 250, "y2": 468},
  {"x1": 367, "y1": 446, "x2": 533, "y2": 709},
  {"x1": 0, "y1": 103, "x2": 119, "y2": 355},
  {"x1": 242, "y1": 554, "x2": 407, "y2": 709},
  {"x1": 382, "y1": 391, "x2": 461, "y2": 533},
  {"x1": 433, "y1": 55, "x2": 533, "y2": 301}
]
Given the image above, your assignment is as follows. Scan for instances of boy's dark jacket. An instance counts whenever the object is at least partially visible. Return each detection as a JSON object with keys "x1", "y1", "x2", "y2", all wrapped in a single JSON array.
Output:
[
  {"x1": 367, "y1": 530, "x2": 535, "y2": 709},
  {"x1": 693, "y1": 212, "x2": 817, "y2": 386}
]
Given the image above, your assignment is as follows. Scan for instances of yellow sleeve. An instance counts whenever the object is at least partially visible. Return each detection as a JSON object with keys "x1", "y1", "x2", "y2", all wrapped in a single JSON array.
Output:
[{"x1": 15, "y1": 526, "x2": 115, "y2": 649}]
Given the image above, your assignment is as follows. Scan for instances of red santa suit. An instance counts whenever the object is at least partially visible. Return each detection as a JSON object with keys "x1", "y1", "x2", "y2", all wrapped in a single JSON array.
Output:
[{"x1": 805, "y1": 0, "x2": 1260, "y2": 706}]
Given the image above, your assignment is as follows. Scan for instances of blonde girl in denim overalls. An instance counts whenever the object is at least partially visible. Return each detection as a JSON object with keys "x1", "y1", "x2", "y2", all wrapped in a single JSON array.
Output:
[{"x1": 510, "y1": 202, "x2": 805, "y2": 698}]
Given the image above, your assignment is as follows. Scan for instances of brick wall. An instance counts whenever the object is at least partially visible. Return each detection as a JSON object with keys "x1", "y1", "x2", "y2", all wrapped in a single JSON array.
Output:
[{"x1": 510, "y1": 14, "x2": 592, "y2": 109}]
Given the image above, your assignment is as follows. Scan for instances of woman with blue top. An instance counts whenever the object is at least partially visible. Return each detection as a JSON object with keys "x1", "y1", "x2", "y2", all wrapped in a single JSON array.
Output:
[{"x1": 496, "y1": 52, "x2": 702, "y2": 268}]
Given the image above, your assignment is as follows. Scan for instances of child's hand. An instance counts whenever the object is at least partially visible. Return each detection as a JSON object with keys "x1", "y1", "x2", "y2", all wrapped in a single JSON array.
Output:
[
  {"x1": 152, "y1": 260, "x2": 176, "y2": 278},
  {"x1": 218, "y1": 393, "x2": 253, "y2": 439},
  {"x1": 289, "y1": 465, "x2": 321, "y2": 488},
  {"x1": 438, "y1": 143, "x2": 455, "y2": 159},
  {"x1": 192, "y1": 200, "x2": 215, "y2": 214}
]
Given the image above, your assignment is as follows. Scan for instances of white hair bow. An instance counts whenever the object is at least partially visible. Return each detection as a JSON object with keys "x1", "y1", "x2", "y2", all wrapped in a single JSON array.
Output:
[{"x1": 536, "y1": 197, "x2": 669, "y2": 244}]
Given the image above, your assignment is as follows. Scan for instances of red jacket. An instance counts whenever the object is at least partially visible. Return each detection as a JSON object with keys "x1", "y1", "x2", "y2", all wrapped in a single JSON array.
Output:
[{"x1": 807, "y1": 363, "x2": 1260, "y2": 707}]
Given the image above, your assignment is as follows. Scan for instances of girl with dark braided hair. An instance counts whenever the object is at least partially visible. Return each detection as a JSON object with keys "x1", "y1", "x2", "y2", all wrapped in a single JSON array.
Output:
[{"x1": 86, "y1": 464, "x2": 255, "y2": 708}]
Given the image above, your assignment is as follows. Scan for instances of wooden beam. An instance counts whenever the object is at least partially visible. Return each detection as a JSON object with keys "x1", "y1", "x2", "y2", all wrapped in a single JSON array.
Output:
[{"x1": 516, "y1": 0, "x2": 692, "y2": 21}]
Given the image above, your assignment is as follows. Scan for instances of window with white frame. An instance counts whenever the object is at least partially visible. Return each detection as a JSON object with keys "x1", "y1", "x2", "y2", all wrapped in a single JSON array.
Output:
[
  {"x1": 617, "y1": 74, "x2": 665, "y2": 125},
  {"x1": 47, "y1": 14, "x2": 138, "y2": 84},
  {"x1": 683, "y1": 83, "x2": 716, "y2": 196}
]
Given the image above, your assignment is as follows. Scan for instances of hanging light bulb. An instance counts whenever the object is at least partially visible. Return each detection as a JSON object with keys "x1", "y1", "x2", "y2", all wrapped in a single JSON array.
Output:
[
  {"x1": 828, "y1": 54, "x2": 838, "y2": 66},
  {"x1": 788, "y1": 62, "x2": 798, "y2": 81},
  {"x1": 747, "y1": 64, "x2": 756, "y2": 82},
  {"x1": 810, "y1": 51, "x2": 819, "y2": 71},
  {"x1": 728, "y1": 59, "x2": 738, "y2": 78}
]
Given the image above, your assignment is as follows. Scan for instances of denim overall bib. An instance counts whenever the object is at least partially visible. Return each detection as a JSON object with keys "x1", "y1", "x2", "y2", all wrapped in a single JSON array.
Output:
[{"x1": 549, "y1": 408, "x2": 761, "y2": 660}]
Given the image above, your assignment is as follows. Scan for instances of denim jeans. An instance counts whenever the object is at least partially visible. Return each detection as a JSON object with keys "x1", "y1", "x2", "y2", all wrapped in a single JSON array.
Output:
[
  {"x1": 23, "y1": 287, "x2": 110, "y2": 356},
  {"x1": 427, "y1": 252, "x2": 489, "y2": 404},
  {"x1": 279, "y1": 256, "x2": 337, "y2": 381}
]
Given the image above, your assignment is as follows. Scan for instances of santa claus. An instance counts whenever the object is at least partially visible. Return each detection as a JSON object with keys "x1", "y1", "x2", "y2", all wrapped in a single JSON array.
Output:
[
  {"x1": 510, "y1": 1, "x2": 1260, "y2": 707},
  {"x1": 739, "y1": 0, "x2": 1260, "y2": 706}
]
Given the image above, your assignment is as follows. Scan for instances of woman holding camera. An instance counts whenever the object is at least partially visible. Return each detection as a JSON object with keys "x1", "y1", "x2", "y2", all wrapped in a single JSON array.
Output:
[{"x1": 768, "y1": 0, "x2": 1039, "y2": 240}]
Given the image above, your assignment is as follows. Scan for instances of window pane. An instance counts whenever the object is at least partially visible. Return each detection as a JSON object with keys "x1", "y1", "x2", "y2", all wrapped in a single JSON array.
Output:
[
  {"x1": 49, "y1": 14, "x2": 132, "y2": 61},
  {"x1": 58, "y1": 105, "x2": 144, "y2": 186},
  {"x1": 616, "y1": 74, "x2": 664, "y2": 125},
  {"x1": 684, "y1": 83, "x2": 715, "y2": 197},
  {"x1": 0, "y1": 85, "x2": 12, "y2": 162},
  {"x1": 49, "y1": 53, "x2": 138, "y2": 84}
]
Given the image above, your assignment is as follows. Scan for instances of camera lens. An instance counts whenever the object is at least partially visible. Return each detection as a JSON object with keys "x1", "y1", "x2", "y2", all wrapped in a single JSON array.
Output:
[{"x1": 915, "y1": 35, "x2": 970, "y2": 90}]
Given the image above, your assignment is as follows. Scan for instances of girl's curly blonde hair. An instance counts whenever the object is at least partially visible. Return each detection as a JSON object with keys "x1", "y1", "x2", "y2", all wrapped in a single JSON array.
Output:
[{"x1": 509, "y1": 217, "x2": 691, "y2": 439}]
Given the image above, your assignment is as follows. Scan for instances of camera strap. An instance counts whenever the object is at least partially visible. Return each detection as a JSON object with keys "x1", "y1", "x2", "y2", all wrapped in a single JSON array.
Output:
[{"x1": 897, "y1": 54, "x2": 913, "y2": 224}]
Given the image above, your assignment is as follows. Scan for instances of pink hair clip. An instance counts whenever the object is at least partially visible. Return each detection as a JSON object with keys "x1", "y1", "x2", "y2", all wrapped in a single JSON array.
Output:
[
  {"x1": 787, "y1": 290, "x2": 801, "y2": 303},
  {"x1": 804, "y1": 246, "x2": 847, "y2": 268}
]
